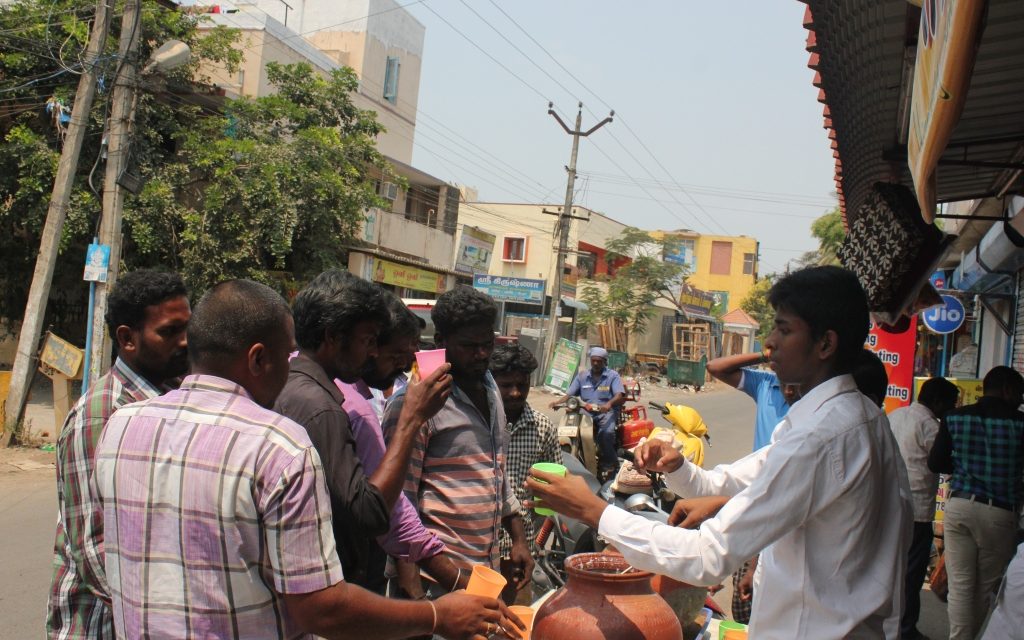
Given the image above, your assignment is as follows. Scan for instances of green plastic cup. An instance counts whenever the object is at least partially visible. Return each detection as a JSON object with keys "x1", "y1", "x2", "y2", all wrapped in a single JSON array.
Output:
[
  {"x1": 531, "y1": 462, "x2": 567, "y2": 516},
  {"x1": 718, "y1": 620, "x2": 748, "y2": 640}
]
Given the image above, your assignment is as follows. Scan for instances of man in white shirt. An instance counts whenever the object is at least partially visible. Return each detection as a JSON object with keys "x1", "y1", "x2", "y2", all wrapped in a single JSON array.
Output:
[
  {"x1": 528, "y1": 265, "x2": 913, "y2": 639},
  {"x1": 888, "y1": 376, "x2": 959, "y2": 639}
]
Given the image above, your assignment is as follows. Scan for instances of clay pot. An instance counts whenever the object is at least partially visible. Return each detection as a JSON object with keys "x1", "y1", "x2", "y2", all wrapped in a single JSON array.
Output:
[
  {"x1": 533, "y1": 553, "x2": 683, "y2": 640},
  {"x1": 651, "y1": 574, "x2": 708, "y2": 629}
]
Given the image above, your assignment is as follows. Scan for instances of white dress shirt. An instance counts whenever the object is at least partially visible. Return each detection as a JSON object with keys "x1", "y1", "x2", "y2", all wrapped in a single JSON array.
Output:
[
  {"x1": 598, "y1": 374, "x2": 912, "y2": 639},
  {"x1": 887, "y1": 402, "x2": 940, "y2": 522}
]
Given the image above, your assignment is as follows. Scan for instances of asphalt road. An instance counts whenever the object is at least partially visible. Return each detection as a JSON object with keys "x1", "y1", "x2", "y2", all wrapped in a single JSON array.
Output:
[{"x1": 0, "y1": 383, "x2": 948, "y2": 638}]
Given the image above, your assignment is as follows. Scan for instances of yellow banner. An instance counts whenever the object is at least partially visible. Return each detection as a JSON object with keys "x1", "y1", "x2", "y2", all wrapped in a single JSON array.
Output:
[
  {"x1": 372, "y1": 258, "x2": 446, "y2": 294},
  {"x1": 907, "y1": 0, "x2": 985, "y2": 222},
  {"x1": 914, "y1": 376, "x2": 983, "y2": 406}
]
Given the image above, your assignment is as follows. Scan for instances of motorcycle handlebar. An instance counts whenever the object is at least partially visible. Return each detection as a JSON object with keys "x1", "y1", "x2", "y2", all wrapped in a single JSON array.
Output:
[{"x1": 648, "y1": 401, "x2": 668, "y2": 414}]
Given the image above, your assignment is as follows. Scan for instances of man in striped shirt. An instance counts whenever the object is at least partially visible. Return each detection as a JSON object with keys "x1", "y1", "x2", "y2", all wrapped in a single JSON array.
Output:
[
  {"x1": 384, "y1": 287, "x2": 533, "y2": 596},
  {"x1": 47, "y1": 270, "x2": 190, "y2": 640},
  {"x1": 84, "y1": 279, "x2": 517, "y2": 640}
]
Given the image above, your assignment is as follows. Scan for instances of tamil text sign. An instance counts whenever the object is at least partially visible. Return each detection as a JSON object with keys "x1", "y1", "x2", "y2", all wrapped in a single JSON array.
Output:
[
  {"x1": 679, "y1": 284, "x2": 714, "y2": 317},
  {"x1": 372, "y1": 258, "x2": 446, "y2": 294},
  {"x1": 544, "y1": 338, "x2": 584, "y2": 394},
  {"x1": 473, "y1": 274, "x2": 545, "y2": 306}
]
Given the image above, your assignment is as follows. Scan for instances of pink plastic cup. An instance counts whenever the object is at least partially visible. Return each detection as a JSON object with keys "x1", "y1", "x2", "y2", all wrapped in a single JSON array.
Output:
[{"x1": 415, "y1": 348, "x2": 447, "y2": 378}]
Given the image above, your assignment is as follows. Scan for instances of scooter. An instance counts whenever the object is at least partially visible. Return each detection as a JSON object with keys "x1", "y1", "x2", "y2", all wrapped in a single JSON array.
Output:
[{"x1": 553, "y1": 397, "x2": 654, "y2": 479}]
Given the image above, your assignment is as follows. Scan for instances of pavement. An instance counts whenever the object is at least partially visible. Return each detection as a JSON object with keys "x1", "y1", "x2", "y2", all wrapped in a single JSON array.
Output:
[{"x1": 0, "y1": 380, "x2": 950, "y2": 638}]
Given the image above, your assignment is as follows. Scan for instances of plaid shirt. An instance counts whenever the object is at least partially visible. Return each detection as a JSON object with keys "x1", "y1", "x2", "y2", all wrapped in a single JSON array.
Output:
[
  {"x1": 940, "y1": 396, "x2": 1024, "y2": 505},
  {"x1": 499, "y1": 404, "x2": 560, "y2": 556},
  {"x1": 87, "y1": 375, "x2": 343, "y2": 639},
  {"x1": 47, "y1": 358, "x2": 162, "y2": 640}
]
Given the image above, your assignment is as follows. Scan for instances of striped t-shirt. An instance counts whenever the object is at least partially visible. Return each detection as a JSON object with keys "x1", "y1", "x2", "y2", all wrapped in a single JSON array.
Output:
[{"x1": 383, "y1": 373, "x2": 520, "y2": 569}]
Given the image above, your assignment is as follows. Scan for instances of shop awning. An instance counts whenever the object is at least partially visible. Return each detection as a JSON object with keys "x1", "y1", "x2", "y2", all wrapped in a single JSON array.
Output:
[
  {"x1": 560, "y1": 296, "x2": 588, "y2": 312},
  {"x1": 800, "y1": 0, "x2": 1024, "y2": 225}
]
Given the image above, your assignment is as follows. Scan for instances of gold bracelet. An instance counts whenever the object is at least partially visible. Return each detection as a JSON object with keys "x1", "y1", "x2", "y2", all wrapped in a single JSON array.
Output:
[{"x1": 427, "y1": 599, "x2": 437, "y2": 634}]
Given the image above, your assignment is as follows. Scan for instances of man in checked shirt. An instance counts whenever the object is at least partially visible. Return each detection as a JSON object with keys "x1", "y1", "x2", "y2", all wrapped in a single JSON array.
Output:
[
  {"x1": 47, "y1": 270, "x2": 190, "y2": 639},
  {"x1": 489, "y1": 342, "x2": 560, "y2": 604}
]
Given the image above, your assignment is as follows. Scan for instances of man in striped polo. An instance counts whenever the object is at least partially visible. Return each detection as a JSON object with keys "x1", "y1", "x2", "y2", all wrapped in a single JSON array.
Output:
[{"x1": 384, "y1": 286, "x2": 533, "y2": 597}]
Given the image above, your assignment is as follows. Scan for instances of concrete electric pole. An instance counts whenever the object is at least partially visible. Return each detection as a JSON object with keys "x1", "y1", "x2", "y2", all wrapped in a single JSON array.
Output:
[
  {"x1": 86, "y1": 0, "x2": 143, "y2": 380},
  {"x1": 2, "y1": 0, "x2": 115, "y2": 445},
  {"x1": 540, "y1": 102, "x2": 613, "y2": 376}
]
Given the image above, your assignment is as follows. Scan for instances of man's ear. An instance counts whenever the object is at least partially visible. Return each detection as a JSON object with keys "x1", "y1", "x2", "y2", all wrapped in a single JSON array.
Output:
[
  {"x1": 115, "y1": 325, "x2": 136, "y2": 353},
  {"x1": 248, "y1": 342, "x2": 267, "y2": 377},
  {"x1": 818, "y1": 329, "x2": 839, "y2": 361}
]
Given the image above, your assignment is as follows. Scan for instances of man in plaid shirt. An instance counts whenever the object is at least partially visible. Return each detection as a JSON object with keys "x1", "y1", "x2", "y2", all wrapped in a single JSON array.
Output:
[
  {"x1": 490, "y1": 342, "x2": 560, "y2": 604},
  {"x1": 46, "y1": 270, "x2": 190, "y2": 640},
  {"x1": 929, "y1": 365, "x2": 1024, "y2": 640},
  {"x1": 84, "y1": 279, "x2": 517, "y2": 640}
]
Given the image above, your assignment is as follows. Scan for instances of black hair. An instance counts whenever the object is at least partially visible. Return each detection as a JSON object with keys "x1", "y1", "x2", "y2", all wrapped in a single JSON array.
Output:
[
  {"x1": 292, "y1": 270, "x2": 389, "y2": 351},
  {"x1": 431, "y1": 286, "x2": 497, "y2": 338},
  {"x1": 105, "y1": 269, "x2": 187, "y2": 337},
  {"x1": 851, "y1": 349, "x2": 888, "y2": 408},
  {"x1": 379, "y1": 293, "x2": 423, "y2": 346},
  {"x1": 490, "y1": 342, "x2": 539, "y2": 376},
  {"x1": 983, "y1": 366, "x2": 1024, "y2": 395},
  {"x1": 187, "y1": 279, "x2": 291, "y2": 363},
  {"x1": 768, "y1": 266, "x2": 869, "y2": 372},
  {"x1": 918, "y1": 377, "x2": 959, "y2": 409}
]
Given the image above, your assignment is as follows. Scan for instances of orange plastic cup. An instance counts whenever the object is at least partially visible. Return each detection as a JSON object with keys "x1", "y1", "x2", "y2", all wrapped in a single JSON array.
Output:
[
  {"x1": 508, "y1": 605, "x2": 535, "y2": 639},
  {"x1": 415, "y1": 349, "x2": 447, "y2": 378},
  {"x1": 465, "y1": 564, "x2": 507, "y2": 599}
]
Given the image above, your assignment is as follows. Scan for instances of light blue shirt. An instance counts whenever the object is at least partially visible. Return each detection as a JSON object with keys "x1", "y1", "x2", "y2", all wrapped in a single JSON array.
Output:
[
  {"x1": 740, "y1": 368, "x2": 789, "y2": 451},
  {"x1": 567, "y1": 366, "x2": 626, "y2": 410}
]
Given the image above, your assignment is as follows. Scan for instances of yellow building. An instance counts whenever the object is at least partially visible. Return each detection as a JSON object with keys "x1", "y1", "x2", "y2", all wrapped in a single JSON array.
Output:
[{"x1": 657, "y1": 230, "x2": 759, "y2": 314}]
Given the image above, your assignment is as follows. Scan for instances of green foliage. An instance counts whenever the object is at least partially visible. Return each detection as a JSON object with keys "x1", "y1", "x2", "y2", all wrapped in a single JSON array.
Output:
[
  {"x1": 0, "y1": 0, "x2": 241, "y2": 331},
  {"x1": 577, "y1": 228, "x2": 688, "y2": 342},
  {"x1": 128, "y1": 62, "x2": 393, "y2": 292},
  {"x1": 798, "y1": 207, "x2": 845, "y2": 267},
  {"x1": 1, "y1": 0, "x2": 390, "y2": 328},
  {"x1": 740, "y1": 274, "x2": 776, "y2": 343}
]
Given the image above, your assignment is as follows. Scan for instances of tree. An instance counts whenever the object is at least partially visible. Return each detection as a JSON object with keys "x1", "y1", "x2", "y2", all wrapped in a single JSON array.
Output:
[
  {"x1": 0, "y1": 0, "x2": 241, "y2": 332},
  {"x1": 740, "y1": 274, "x2": 776, "y2": 344},
  {"x1": 797, "y1": 206, "x2": 845, "y2": 267},
  {"x1": 127, "y1": 62, "x2": 394, "y2": 293},
  {"x1": 577, "y1": 228, "x2": 688, "y2": 350},
  {"x1": 1, "y1": 0, "x2": 393, "y2": 331}
]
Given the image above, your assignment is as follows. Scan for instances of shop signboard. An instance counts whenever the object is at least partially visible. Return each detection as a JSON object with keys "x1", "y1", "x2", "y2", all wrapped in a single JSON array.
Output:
[
  {"x1": 907, "y1": 0, "x2": 985, "y2": 222},
  {"x1": 83, "y1": 243, "x2": 111, "y2": 282},
  {"x1": 544, "y1": 338, "x2": 584, "y2": 394},
  {"x1": 679, "y1": 284, "x2": 715, "y2": 317},
  {"x1": 920, "y1": 294, "x2": 965, "y2": 334},
  {"x1": 865, "y1": 317, "x2": 917, "y2": 414},
  {"x1": 372, "y1": 257, "x2": 446, "y2": 294},
  {"x1": 454, "y1": 226, "x2": 496, "y2": 274},
  {"x1": 472, "y1": 274, "x2": 545, "y2": 306}
]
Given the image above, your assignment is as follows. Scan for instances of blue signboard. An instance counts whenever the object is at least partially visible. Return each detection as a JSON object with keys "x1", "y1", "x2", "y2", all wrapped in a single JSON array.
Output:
[
  {"x1": 473, "y1": 274, "x2": 546, "y2": 306},
  {"x1": 921, "y1": 294, "x2": 965, "y2": 334}
]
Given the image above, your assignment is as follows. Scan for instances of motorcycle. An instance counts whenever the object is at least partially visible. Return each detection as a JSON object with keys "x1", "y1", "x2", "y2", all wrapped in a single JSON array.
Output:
[{"x1": 553, "y1": 396, "x2": 654, "y2": 479}]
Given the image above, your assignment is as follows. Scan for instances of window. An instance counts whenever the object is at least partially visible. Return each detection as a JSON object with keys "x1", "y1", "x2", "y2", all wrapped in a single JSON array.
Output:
[
  {"x1": 383, "y1": 56, "x2": 400, "y2": 104},
  {"x1": 502, "y1": 236, "x2": 527, "y2": 263},
  {"x1": 710, "y1": 241, "x2": 733, "y2": 275},
  {"x1": 743, "y1": 252, "x2": 756, "y2": 275},
  {"x1": 577, "y1": 251, "x2": 596, "y2": 278}
]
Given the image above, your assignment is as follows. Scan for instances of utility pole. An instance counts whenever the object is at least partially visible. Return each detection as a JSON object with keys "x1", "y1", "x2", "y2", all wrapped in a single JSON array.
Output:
[
  {"x1": 86, "y1": 0, "x2": 143, "y2": 381},
  {"x1": 540, "y1": 102, "x2": 613, "y2": 376},
  {"x1": 2, "y1": 0, "x2": 115, "y2": 445}
]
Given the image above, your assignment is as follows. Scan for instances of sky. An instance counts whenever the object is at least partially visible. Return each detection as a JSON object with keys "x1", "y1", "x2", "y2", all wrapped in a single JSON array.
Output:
[{"x1": 397, "y1": 0, "x2": 838, "y2": 275}]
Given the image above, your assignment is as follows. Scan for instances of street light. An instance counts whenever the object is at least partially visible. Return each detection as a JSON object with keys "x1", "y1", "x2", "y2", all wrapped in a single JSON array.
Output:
[{"x1": 142, "y1": 40, "x2": 191, "y2": 75}]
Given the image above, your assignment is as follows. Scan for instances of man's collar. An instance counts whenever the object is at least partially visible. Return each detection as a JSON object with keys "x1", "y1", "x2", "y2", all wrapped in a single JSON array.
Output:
[
  {"x1": 178, "y1": 373, "x2": 255, "y2": 401},
  {"x1": 784, "y1": 374, "x2": 857, "y2": 422},
  {"x1": 289, "y1": 352, "x2": 346, "y2": 406},
  {"x1": 113, "y1": 357, "x2": 166, "y2": 396}
]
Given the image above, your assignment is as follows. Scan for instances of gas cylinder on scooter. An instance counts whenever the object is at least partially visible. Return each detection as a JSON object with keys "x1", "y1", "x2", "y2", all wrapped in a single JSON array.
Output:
[{"x1": 619, "y1": 405, "x2": 654, "y2": 450}]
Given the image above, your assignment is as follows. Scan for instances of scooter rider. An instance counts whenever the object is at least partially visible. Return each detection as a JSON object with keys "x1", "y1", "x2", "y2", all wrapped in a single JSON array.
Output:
[{"x1": 549, "y1": 347, "x2": 626, "y2": 480}]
